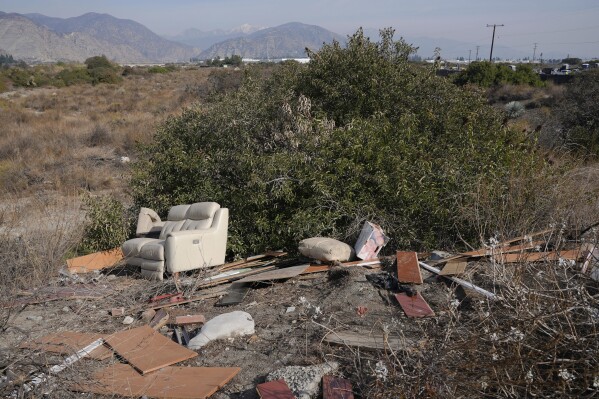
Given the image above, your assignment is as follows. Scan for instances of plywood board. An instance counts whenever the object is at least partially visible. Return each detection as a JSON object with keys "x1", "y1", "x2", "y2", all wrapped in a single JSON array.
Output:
[
  {"x1": 19, "y1": 331, "x2": 112, "y2": 360},
  {"x1": 323, "y1": 375, "x2": 354, "y2": 399},
  {"x1": 256, "y1": 379, "x2": 295, "y2": 399},
  {"x1": 439, "y1": 261, "x2": 467, "y2": 276},
  {"x1": 237, "y1": 264, "x2": 309, "y2": 283},
  {"x1": 323, "y1": 331, "x2": 412, "y2": 351},
  {"x1": 396, "y1": 251, "x2": 423, "y2": 284},
  {"x1": 395, "y1": 292, "x2": 435, "y2": 318},
  {"x1": 72, "y1": 363, "x2": 240, "y2": 398},
  {"x1": 67, "y1": 248, "x2": 124, "y2": 273},
  {"x1": 104, "y1": 325, "x2": 197, "y2": 374},
  {"x1": 494, "y1": 249, "x2": 583, "y2": 263},
  {"x1": 216, "y1": 282, "x2": 251, "y2": 306}
]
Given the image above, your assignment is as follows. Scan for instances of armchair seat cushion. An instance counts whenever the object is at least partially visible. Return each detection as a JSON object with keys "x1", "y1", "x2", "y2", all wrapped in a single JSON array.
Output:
[{"x1": 122, "y1": 238, "x2": 157, "y2": 257}]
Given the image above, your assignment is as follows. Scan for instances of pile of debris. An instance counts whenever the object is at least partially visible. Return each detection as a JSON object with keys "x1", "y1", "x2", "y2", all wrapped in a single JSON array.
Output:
[{"x1": 3, "y1": 224, "x2": 598, "y2": 398}]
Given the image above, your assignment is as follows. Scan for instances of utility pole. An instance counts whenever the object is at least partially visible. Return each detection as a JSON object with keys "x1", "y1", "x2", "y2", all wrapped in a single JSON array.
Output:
[
  {"x1": 475, "y1": 45, "x2": 480, "y2": 61},
  {"x1": 468, "y1": 49, "x2": 472, "y2": 63},
  {"x1": 533, "y1": 43, "x2": 538, "y2": 62},
  {"x1": 487, "y1": 24, "x2": 504, "y2": 62}
]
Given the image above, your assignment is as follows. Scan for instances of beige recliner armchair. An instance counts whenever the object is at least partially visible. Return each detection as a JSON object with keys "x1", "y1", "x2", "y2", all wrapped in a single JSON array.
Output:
[{"x1": 122, "y1": 202, "x2": 228, "y2": 280}]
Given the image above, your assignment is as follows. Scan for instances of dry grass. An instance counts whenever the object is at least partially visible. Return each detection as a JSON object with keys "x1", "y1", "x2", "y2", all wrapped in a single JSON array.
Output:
[{"x1": 0, "y1": 68, "x2": 214, "y2": 197}]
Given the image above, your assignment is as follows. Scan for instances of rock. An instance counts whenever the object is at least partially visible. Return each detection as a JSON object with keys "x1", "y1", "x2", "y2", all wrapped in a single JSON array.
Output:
[
  {"x1": 26, "y1": 315, "x2": 43, "y2": 322},
  {"x1": 266, "y1": 361, "x2": 339, "y2": 399},
  {"x1": 140, "y1": 309, "x2": 156, "y2": 323},
  {"x1": 187, "y1": 311, "x2": 255, "y2": 349},
  {"x1": 106, "y1": 274, "x2": 117, "y2": 281},
  {"x1": 286, "y1": 306, "x2": 296, "y2": 313},
  {"x1": 122, "y1": 316, "x2": 135, "y2": 325},
  {"x1": 429, "y1": 250, "x2": 452, "y2": 261},
  {"x1": 62, "y1": 306, "x2": 70, "y2": 313}
]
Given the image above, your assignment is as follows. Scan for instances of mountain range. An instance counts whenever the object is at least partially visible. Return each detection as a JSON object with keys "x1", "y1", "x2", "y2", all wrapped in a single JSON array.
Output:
[
  {"x1": 0, "y1": 11, "x2": 195, "y2": 63},
  {"x1": 164, "y1": 24, "x2": 266, "y2": 50}
]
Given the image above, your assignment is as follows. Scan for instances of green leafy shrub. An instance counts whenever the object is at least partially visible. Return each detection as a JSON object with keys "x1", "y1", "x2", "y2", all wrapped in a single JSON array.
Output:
[
  {"x1": 84, "y1": 55, "x2": 122, "y2": 85},
  {"x1": 455, "y1": 61, "x2": 543, "y2": 88},
  {"x1": 131, "y1": 28, "x2": 540, "y2": 256},
  {"x1": 77, "y1": 194, "x2": 130, "y2": 254},
  {"x1": 148, "y1": 66, "x2": 169, "y2": 74}
]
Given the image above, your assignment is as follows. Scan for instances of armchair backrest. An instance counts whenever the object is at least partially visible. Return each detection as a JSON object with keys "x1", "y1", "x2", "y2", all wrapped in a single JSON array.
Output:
[{"x1": 159, "y1": 202, "x2": 221, "y2": 239}]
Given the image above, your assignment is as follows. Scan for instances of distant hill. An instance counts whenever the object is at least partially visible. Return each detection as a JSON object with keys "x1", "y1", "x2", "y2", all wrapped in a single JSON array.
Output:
[
  {"x1": 0, "y1": 11, "x2": 195, "y2": 63},
  {"x1": 199, "y1": 22, "x2": 344, "y2": 60},
  {"x1": 166, "y1": 24, "x2": 266, "y2": 51}
]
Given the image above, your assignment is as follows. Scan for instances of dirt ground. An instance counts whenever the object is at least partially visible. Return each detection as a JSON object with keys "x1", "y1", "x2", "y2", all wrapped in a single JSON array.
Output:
[{"x1": 0, "y1": 255, "x2": 462, "y2": 399}]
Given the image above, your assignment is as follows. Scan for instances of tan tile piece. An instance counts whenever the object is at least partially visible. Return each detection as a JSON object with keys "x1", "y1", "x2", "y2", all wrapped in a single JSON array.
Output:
[
  {"x1": 19, "y1": 331, "x2": 112, "y2": 360},
  {"x1": 104, "y1": 325, "x2": 197, "y2": 374},
  {"x1": 73, "y1": 363, "x2": 240, "y2": 398}
]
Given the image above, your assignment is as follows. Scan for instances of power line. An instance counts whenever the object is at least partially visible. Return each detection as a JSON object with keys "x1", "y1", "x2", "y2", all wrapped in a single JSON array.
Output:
[{"x1": 487, "y1": 24, "x2": 504, "y2": 62}]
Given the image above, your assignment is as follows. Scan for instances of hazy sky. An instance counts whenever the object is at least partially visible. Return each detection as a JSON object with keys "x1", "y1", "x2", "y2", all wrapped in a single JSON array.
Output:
[{"x1": 3, "y1": 0, "x2": 599, "y2": 58}]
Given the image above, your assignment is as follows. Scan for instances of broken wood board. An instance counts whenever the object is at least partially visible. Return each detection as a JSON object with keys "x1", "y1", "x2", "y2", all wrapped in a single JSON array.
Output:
[
  {"x1": 323, "y1": 331, "x2": 412, "y2": 351},
  {"x1": 196, "y1": 265, "x2": 277, "y2": 288},
  {"x1": 2, "y1": 284, "x2": 113, "y2": 308},
  {"x1": 148, "y1": 291, "x2": 227, "y2": 311},
  {"x1": 104, "y1": 325, "x2": 197, "y2": 374},
  {"x1": 463, "y1": 240, "x2": 547, "y2": 257},
  {"x1": 323, "y1": 375, "x2": 355, "y2": 399},
  {"x1": 396, "y1": 251, "x2": 423, "y2": 284},
  {"x1": 494, "y1": 249, "x2": 584, "y2": 263},
  {"x1": 66, "y1": 248, "x2": 124, "y2": 273},
  {"x1": 172, "y1": 314, "x2": 207, "y2": 325},
  {"x1": 395, "y1": 292, "x2": 435, "y2": 318},
  {"x1": 216, "y1": 282, "x2": 251, "y2": 306},
  {"x1": 439, "y1": 261, "x2": 467, "y2": 276},
  {"x1": 256, "y1": 379, "x2": 295, "y2": 399},
  {"x1": 149, "y1": 308, "x2": 169, "y2": 330},
  {"x1": 72, "y1": 363, "x2": 240, "y2": 399},
  {"x1": 237, "y1": 264, "x2": 309, "y2": 283},
  {"x1": 302, "y1": 259, "x2": 381, "y2": 275},
  {"x1": 19, "y1": 331, "x2": 112, "y2": 360}
]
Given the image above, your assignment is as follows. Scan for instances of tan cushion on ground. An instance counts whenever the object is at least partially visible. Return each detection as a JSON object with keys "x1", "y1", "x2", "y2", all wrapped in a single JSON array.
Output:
[{"x1": 298, "y1": 237, "x2": 355, "y2": 262}]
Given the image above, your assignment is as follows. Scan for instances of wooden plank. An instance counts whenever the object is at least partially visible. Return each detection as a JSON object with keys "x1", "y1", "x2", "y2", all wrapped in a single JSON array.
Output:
[
  {"x1": 66, "y1": 248, "x2": 124, "y2": 273},
  {"x1": 323, "y1": 375, "x2": 354, "y2": 399},
  {"x1": 439, "y1": 261, "x2": 467, "y2": 276},
  {"x1": 303, "y1": 265, "x2": 331, "y2": 274},
  {"x1": 494, "y1": 249, "x2": 584, "y2": 263},
  {"x1": 149, "y1": 308, "x2": 169, "y2": 330},
  {"x1": 2, "y1": 284, "x2": 112, "y2": 308},
  {"x1": 256, "y1": 379, "x2": 295, "y2": 399},
  {"x1": 395, "y1": 292, "x2": 435, "y2": 317},
  {"x1": 237, "y1": 264, "x2": 309, "y2": 283},
  {"x1": 19, "y1": 331, "x2": 112, "y2": 360},
  {"x1": 173, "y1": 314, "x2": 206, "y2": 325},
  {"x1": 196, "y1": 265, "x2": 277, "y2": 288},
  {"x1": 104, "y1": 325, "x2": 197, "y2": 375},
  {"x1": 216, "y1": 282, "x2": 251, "y2": 306},
  {"x1": 72, "y1": 363, "x2": 240, "y2": 399},
  {"x1": 396, "y1": 251, "x2": 423, "y2": 284},
  {"x1": 463, "y1": 240, "x2": 547, "y2": 257},
  {"x1": 323, "y1": 331, "x2": 412, "y2": 351}
]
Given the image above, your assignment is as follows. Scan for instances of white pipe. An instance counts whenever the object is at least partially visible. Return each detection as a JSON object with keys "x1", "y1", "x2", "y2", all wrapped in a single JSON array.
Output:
[{"x1": 418, "y1": 261, "x2": 499, "y2": 300}]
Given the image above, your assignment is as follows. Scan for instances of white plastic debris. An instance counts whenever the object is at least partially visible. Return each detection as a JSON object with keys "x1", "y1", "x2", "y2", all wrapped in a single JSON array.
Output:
[{"x1": 187, "y1": 311, "x2": 255, "y2": 349}]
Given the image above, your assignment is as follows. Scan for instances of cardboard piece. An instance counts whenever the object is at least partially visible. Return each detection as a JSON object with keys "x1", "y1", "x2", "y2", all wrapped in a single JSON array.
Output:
[
  {"x1": 256, "y1": 379, "x2": 295, "y2": 399},
  {"x1": 439, "y1": 261, "x2": 467, "y2": 276},
  {"x1": 73, "y1": 363, "x2": 240, "y2": 399},
  {"x1": 396, "y1": 251, "x2": 423, "y2": 284},
  {"x1": 323, "y1": 375, "x2": 355, "y2": 399},
  {"x1": 395, "y1": 292, "x2": 435, "y2": 317},
  {"x1": 104, "y1": 325, "x2": 197, "y2": 374},
  {"x1": 66, "y1": 248, "x2": 124, "y2": 273},
  {"x1": 237, "y1": 264, "x2": 309, "y2": 283},
  {"x1": 19, "y1": 331, "x2": 112, "y2": 360},
  {"x1": 354, "y1": 222, "x2": 389, "y2": 260}
]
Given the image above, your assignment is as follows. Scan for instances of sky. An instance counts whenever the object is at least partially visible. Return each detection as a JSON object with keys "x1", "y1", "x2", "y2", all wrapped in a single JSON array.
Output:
[{"x1": 3, "y1": 0, "x2": 599, "y2": 59}]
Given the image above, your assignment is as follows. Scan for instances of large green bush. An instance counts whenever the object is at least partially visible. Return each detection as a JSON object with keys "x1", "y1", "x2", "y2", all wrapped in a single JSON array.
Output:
[
  {"x1": 454, "y1": 61, "x2": 543, "y2": 87},
  {"x1": 131, "y1": 28, "x2": 540, "y2": 256}
]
